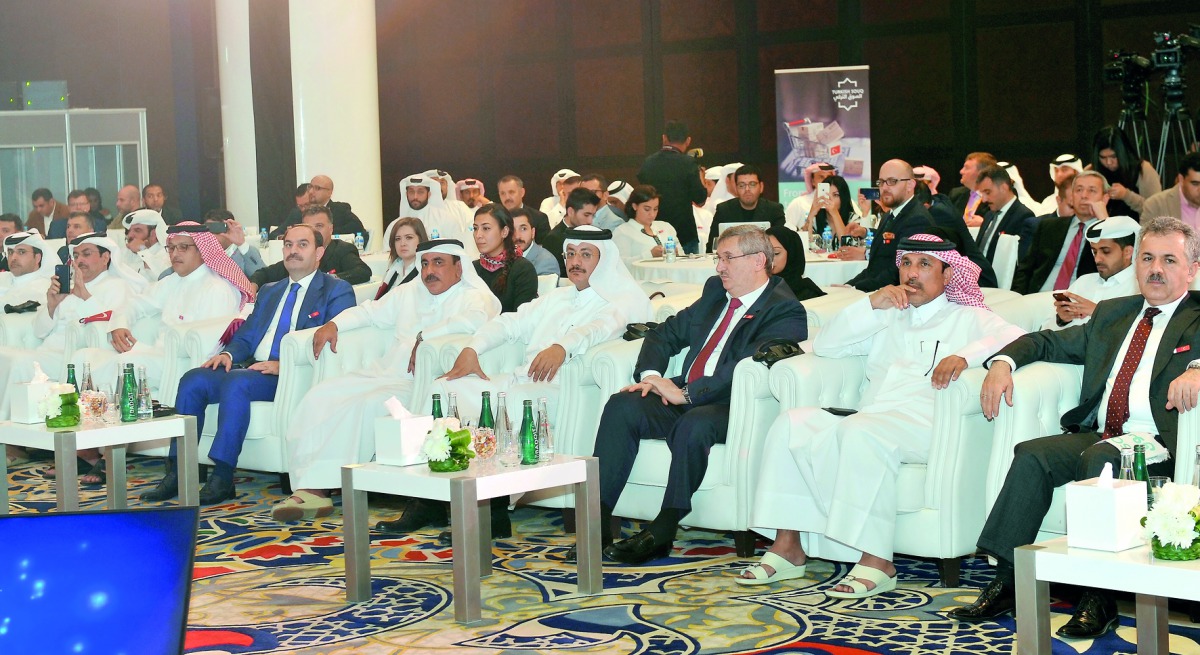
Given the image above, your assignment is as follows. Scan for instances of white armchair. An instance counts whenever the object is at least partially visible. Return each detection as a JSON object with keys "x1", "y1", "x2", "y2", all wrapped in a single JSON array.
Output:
[
  {"x1": 0, "y1": 313, "x2": 41, "y2": 349},
  {"x1": 990, "y1": 292, "x2": 1056, "y2": 333},
  {"x1": 769, "y1": 352, "x2": 994, "y2": 586},
  {"x1": 802, "y1": 287, "x2": 866, "y2": 334},
  {"x1": 993, "y1": 234, "x2": 1020, "y2": 291}
]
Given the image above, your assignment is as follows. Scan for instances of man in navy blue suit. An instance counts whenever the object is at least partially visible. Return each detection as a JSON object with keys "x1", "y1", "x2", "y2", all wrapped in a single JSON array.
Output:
[
  {"x1": 586, "y1": 225, "x2": 807, "y2": 564},
  {"x1": 141, "y1": 223, "x2": 355, "y2": 505}
]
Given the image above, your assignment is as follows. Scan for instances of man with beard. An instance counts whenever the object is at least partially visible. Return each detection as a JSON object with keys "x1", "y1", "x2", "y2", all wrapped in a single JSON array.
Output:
[
  {"x1": 397, "y1": 173, "x2": 474, "y2": 251},
  {"x1": 842, "y1": 160, "x2": 936, "y2": 292},
  {"x1": 496, "y1": 175, "x2": 552, "y2": 244},
  {"x1": 270, "y1": 175, "x2": 368, "y2": 244}
]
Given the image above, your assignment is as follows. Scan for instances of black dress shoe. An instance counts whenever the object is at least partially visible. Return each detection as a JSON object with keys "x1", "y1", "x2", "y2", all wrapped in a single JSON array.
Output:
[
  {"x1": 436, "y1": 515, "x2": 513, "y2": 546},
  {"x1": 198, "y1": 474, "x2": 236, "y2": 505},
  {"x1": 140, "y1": 472, "x2": 179, "y2": 502},
  {"x1": 1057, "y1": 591, "x2": 1118, "y2": 639},
  {"x1": 375, "y1": 498, "x2": 448, "y2": 534},
  {"x1": 563, "y1": 539, "x2": 614, "y2": 563},
  {"x1": 603, "y1": 530, "x2": 672, "y2": 565},
  {"x1": 946, "y1": 577, "x2": 1016, "y2": 622}
]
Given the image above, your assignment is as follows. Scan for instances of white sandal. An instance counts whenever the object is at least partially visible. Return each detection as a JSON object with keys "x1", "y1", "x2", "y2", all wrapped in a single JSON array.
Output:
[
  {"x1": 825, "y1": 563, "x2": 897, "y2": 599},
  {"x1": 270, "y1": 490, "x2": 334, "y2": 522},
  {"x1": 734, "y1": 551, "x2": 807, "y2": 586}
]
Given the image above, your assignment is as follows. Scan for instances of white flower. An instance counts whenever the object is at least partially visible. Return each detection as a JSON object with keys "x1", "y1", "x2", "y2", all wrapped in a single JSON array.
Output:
[
  {"x1": 1154, "y1": 482, "x2": 1200, "y2": 516},
  {"x1": 421, "y1": 432, "x2": 451, "y2": 461},
  {"x1": 37, "y1": 394, "x2": 62, "y2": 419}
]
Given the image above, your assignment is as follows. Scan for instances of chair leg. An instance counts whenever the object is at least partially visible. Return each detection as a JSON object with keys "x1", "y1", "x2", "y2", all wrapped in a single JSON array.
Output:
[
  {"x1": 199, "y1": 464, "x2": 208, "y2": 483},
  {"x1": 278, "y1": 473, "x2": 292, "y2": 495},
  {"x1": 561, "y1": 508, "x2": 576, "y2": 534},
  {"x1": 937, "y1": 557, "x2": 961, "y2": 588},
  {"x1": 734, "y1": 531, "x2": 756, "y2": 558}
]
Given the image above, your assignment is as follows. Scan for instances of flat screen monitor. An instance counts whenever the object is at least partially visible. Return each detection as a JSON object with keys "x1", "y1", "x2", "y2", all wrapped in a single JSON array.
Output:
[{"x1": 0, "y1": 506, "x2": 199, "y2": 655}]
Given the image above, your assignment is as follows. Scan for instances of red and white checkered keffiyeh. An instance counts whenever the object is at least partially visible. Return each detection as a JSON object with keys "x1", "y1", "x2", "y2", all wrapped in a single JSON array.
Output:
[
  {"x1": 169, "y1": 222, "x2": 254, "y2": 309},
  {"x1": 895, "y1": 233, "x2": 989, "y2": 310}
]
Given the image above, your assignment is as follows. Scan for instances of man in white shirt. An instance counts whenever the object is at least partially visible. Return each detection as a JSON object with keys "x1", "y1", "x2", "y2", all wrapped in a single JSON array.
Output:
[
  {"x1": 739, "y1": 235, "x2": 1023, "y2": 598},
  {"x1": 121, "y1": 209, "x2": 172, "y2": 282},
  {"x1": 1045, "y1": 215, "x2": 1139, "y2": 330}
]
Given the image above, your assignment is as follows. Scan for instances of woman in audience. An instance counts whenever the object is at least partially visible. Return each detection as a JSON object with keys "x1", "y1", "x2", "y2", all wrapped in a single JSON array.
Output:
[
  {"x1": 1090, "y1": 125, "x2": 1162, "y2": 219},
  {"x1": 800, "y1": 175, "x2": 854, "y2": 239},
  {"x1": 375, "y1": 216, "x2": 427, "y2": 299},
  {"x1": 472, "y1": 203, "x2": 538, "y2": 312},
  {"x1": 613, "y1": 185, "x2": 679, "y2": 267},
  {"x1": 766, "y1": 225, "x2": 825, "y2": 301}
]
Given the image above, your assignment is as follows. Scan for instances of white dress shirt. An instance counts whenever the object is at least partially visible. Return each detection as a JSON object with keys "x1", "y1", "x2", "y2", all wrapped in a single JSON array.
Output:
[
  {"x1": 1038, "y1": 216, "x2": 1100, "y2": 293},
  {"x1": 1097, "y1": 293, "x2": 1187, "y2": 436},
  {"x1": 642, "y1": 279, "x2": 769, "y2": 382},
  {"x1": 253, "y1": 270, "x2": 316, "y2": 361}
]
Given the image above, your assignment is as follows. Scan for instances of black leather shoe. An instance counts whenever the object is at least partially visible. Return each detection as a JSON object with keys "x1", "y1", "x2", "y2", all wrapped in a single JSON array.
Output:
[
  {"x1": 603, "y1": 530, "x2": 673, "y2": 565},
  {"x1": 436, "y1": 515, "x2": 512, "y2": 546},
  {"x1": 946, "y1": 577, "x2": 1016, "y2": 622},
  {"x1": 375, "y1": 498, "x2": 448, "y2": 534},
  {"x1": 198, "y1": 474, "x2": 236, "y2": 505},
  {"x1": 563, "y1": 539, "x2": 614, "y2": 563},
  {"x1": 1056, "y1": 591, "x2": 1118, "y2": 639},
  {"x1": 140, "y1": 472, "x2": 179, "y2": 502}
]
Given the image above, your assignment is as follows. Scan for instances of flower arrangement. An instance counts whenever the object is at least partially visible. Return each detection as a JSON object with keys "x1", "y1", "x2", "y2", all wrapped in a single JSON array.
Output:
[
  {"x1": 422, "y1": 417, "x2": 475, "y2": 472},
  {"x1": 1141, "y1": 481, "x2": 1200, "y2": 560},
  {"x1": 38, "y1": 383, "x2": 81, "y2": 428}
]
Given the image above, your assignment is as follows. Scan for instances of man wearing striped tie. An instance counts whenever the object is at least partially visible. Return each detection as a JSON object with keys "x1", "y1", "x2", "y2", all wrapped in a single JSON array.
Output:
[{"x1": 951, "y1": 216, "x2": 1200, "y2": 639}]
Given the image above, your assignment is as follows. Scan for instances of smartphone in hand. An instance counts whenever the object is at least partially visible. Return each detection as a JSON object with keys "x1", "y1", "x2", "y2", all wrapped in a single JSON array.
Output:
[
  {"x1": 1053, "y1": 292, "x2": 1072, "y2": 303},
  {"x1": 53, "y1": 264, "x2": 71, "y2": 293},
  {"x1": 862, "y1": 187, "x2": 881, "y2": 201}
]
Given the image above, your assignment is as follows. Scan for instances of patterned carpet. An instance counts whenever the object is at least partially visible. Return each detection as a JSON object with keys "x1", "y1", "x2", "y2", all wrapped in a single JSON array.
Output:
[{"x1": 8, "y1": 455, "x2": 1200, "y2": 654}]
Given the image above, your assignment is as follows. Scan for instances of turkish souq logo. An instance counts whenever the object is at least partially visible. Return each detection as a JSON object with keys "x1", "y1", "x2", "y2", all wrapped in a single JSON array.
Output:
[{"x1": 833, "y1": 77, "x2": 864, "y2": 111}]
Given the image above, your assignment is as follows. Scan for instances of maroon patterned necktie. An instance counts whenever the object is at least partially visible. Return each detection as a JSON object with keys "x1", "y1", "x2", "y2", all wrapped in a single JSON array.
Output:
[
  {"x1": 1102, "y1": 307, "x2": 1162, "y2": 439},
  {"x1": 687, "y1": 298, "x2": 743, "y2": 383}
]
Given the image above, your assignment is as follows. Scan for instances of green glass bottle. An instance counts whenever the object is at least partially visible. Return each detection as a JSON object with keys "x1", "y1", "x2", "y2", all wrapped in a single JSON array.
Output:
[
  {"x1": 66, "y1": 364, "x2": 78, "y2": 393},
  {"x1": 519, "y1": 399, "x2": 538, "y2": 465},
  {"x1": 431, "y1": 393, "x2": 443, "y2": 419},
  {"x1": 120, "y1": 363, "x2": 138, "y2": 422},
  {"x1": 1133, "y1": 444, "x2": 1151, "y2": 507},
  {"x1": 478, "y1": 391, "x2": 494, "y2": 430}
]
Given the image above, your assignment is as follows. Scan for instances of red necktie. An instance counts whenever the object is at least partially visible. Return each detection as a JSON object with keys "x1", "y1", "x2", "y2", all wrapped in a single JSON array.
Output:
[
  {"x1": 1053, "y1": 223, "x2": 1085, "y2": 291},
  {"x1": 687, "y1": 298, "x2": 743, "y2": 383},
  {"x1": 1102, "y1": 307, "x2": 1162, "y2": 439}
]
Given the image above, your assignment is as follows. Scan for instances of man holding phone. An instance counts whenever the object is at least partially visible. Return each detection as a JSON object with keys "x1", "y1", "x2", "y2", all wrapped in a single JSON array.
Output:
[
  {"x1": 1045, "y1": 216, "x2": 1138, "y2": 330},
  {"x1": 204, "y1": 209, "x2": 265, "y2": 279}
]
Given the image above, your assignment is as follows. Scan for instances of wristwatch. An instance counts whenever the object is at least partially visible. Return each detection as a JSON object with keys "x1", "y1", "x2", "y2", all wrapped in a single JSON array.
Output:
[
  {"x1": 681, "y1": 385, "x2": 692, "y2": 405},
  {"x1": 1187, "y1": 360, "x2": 1200, "y2": 371}
]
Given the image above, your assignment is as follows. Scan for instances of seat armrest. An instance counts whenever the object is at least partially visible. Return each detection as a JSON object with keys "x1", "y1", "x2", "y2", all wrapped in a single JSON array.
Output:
[
  {"x1": 1175, "y1": 407, "x2": 1200, "y2": 484},
  {"x1": 768, "y1": 352, "x2": 867, "y2": 411}
]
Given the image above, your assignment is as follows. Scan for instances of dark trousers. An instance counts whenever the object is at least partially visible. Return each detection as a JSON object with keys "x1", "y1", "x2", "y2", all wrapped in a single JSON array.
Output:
[
  {"x1": 170, "y1": 367, "x2": 280, "y2": 468},
  {"x1": 680, "y1": 240, "x2": 700, "y2": 255},
  {"x1": 593, "y1": 390, "x2": 730, "y2": 513},
  {"x1": 977, "y1": 431, "x2": 1171, "y2": 571}
]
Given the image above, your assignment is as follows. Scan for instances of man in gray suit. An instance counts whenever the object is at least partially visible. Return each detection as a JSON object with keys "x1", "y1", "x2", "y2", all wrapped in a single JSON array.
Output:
[
  {"x1": 949, "y1": 216, "x2": 1200, "y2": 639},
  {"x1": 1141, "y1": 152, "x2": 1200, "y2": 226}
]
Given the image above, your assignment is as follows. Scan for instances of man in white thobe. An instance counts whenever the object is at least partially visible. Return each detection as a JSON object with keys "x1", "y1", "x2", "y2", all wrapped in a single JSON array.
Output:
[
  {"x1": 539, "y1": 168, "x2": 580, "y2": 220},
  {"x1": 270, "y1": 238, "x2": 501, "y2": 522},
  {"x1": 1045, "y1": 215, "x2": 1139, "y2": 331},
  {"x1": 1036, "y1": 154, "x2": 1085, "y2": 217},
  {"x1": 120, "y1": 208, "x2": 172, "y2": 282},
  {"x1": 399, "y1": 173, "x2": 474, "y2": 254},
  {"x1": 739, "y1": 234, "x2": 1025, "y2": 599},
  {"x1": 422, "y1": 168, "x2": 476, "y2": 229},
  {"x1": 71, "y1": 222, "x2": 252, "y2": 394}
]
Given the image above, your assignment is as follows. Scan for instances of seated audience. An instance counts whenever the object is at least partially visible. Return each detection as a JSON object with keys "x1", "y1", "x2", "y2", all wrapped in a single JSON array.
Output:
[
  {"x1": 1011, "y1": 170, "x2": 1107, "y2": 294},
  {"x1": 142, "y1": 183, "x2": 182, "y2": 225},
  {"x1": 785, "y1": 163, "x2": 837, "y2": 232},
  {"x1": 1140, "y1": 151, "x2": 1200, "y2": 227},
  {"x1": 26, "y1": 187, "x2": 68, "y2": 236},
  {"x1": 1091, "y1": 125, "x2": 1162, "y2": 220},
  {"x1": 798, "y1": 175, "x2": 854, "y2": 239},
  {"x1": 496, "y1": 175, "x2": 552, "y2": 244},
  {"x1": 375, "y1": 216, "x2": 427, "y2": 299},
  {"x1": 270, "y1": 175, "x2": 368, "y2": 243},
  {"x1": 203, "y1": 209, "x2": 265, "y2": 280},
  {"x1": 121, "y1": 209, "x2": 172, "y2": 282},
  {"x1": 58, "y1": 212, "x2": 95, "y2": 264},
  {"x1": 974, "y1": 165, "x2": 1038, "y2": 263},
  {"x1": 0, "y1": 214, "x2": 23, "y2": 271},
  {"x1": 1045, "y1": 216, "x2": 1138, "y2": 330},
  {"x1": 111, "y1": 184, "x2": 141, "y2": 229},
  {"x1": 579, "y1": 174, "x2": 625, "y2": 231},
  {"x1": 842, "y1": 159, "x2": 935, "y2": 292},
  {"x1": 141, "y1": 224, "x2": 354, "y2": 505},
  {"x1": 949, "y1": 152, "x2": 996, "y2": 227},
  {"x1": 739, "y1": 234, "x2": 1023, "y2": 597},
  {"x1": 613, "y1": 185, "x2": 679, "y2": 267},
  {"x1": 950, "y1": 216, "x2": 1200, "y2": 639},
  {"x1": 765, "y1": 225, "x2": 824, "y2": 302},
  {"x1": 708, "y1": 165, "x2": 785, "y2": 252},
  {"x1": 1036, "y1": 154, "x2": 1084, "y2": 216},
  {"x1": 397, "y1": 173, "x2": 473, "y2": 248},
  {"x1": 472, "y1": 204, "x2": 538, "y2": 312},
  {"x1": 543, "y1": 188, "x2": 600, "y2": 277},
  {"x1": 250, "y1": 205, "x2": 372, "y2": 290},
  {"x1": 915, "y1": 183, "x2": 998, "y2": 287},
  {"x1": 511, "y1": 208, "x2": 558, "y2": 277}
]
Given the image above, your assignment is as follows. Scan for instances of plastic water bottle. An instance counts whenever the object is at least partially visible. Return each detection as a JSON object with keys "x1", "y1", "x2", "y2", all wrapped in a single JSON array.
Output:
[
  {"x1": 259, "y1": 228, "x2": 269, "y2": 250},
  {"x1": 821, "y1": 226, "x2": 834, "y2": 253},
  {"x1": 430, "y1": 228, "x2": 440, "y2": 240},
  {"x1": 137, "y1": 365, "x2": 153, "y2": 420},
  {"x1": 354, "y1": 232, "x2": 365, "y2": 253},
  {"x1": 864, "y1": 232, "x2": 874, "y2": 259},
  {"x1": 663, "y1": 236, "x2": 677, "y2": 263},
  {"x1": 537, "y1": 396, "x2": 554, "y2": 463}
]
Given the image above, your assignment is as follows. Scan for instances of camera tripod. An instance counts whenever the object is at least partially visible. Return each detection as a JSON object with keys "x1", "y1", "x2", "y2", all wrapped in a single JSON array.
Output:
[
  {"x1": 1118, "y1": 103, "x2": 1154, "y2": 162},
  {"x1": 1154, "y1": 103, "x2": 1197, "y2": 179}
]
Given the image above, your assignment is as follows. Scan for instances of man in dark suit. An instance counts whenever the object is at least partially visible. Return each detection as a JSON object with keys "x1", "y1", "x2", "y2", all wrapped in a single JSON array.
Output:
[
  {"x1": 541, "y1": 188, "x2": 599, "y2": 276},
  {"x1": 844, "y1": 159, "x2": 936, "y2": 292},
  {"x1": 949, "y1": 216, "x2": 1200, "y2": 638},
  {"x1": 1010, "y1": 171, "x2": 1109, "y2": 295},
  {"x1": 974, "y1": 165, "x2": 1038, "y2": 262},
  {"x1": 142, "y1": 183, "x2": 183, "y2": 225},
  {"x1": 496, "y1": 175, "x2": 552, "y2": 245},
  {"x1": 141, "y1": 222, "x2": 355, "y2": 505},
  {"x1": 26, "y1": 187, "x2": 69, "y2": 236},
  {"x1": 250, "y1": 204, "x2": 372, "y2": 289},
  {"x1": 637, "y1": 120, "x2": 709, "y2": 254},
  {"x1": 588, "y1": 225, "x2": 807, "y2": 565},
  {"x1": 917, "y1": 183, "x2": 998, "y2": 287},
  {"x1": 708, "y1": 164, "x2": 786, "y2": 252},
  {"x1": 270, "y1": 175, "x2": 368, "y2": 244},
  {"x1": 948, "y1": 152, "x2": 996, "y2": 227}
]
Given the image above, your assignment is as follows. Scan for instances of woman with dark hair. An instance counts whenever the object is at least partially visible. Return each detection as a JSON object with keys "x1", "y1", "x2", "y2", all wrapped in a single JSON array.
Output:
[
  {"x1": 613, "y1": 185, "x2": 680, "y2": 267},
  {"x1": 375, "y1": 216, "x2": 428, "y2": 299},
  {"x1": 1090, "y1": 126, "x2": 1161, "y2": 218},
  {"x1": 766, "y1": 225, "x2": 825, "y2": 301},
  {"x1": 472, "y1": 203, "x2": 538, "y2": 312},
  {"x1": 801, "y1": 175, "x2": 854, "y2": 239}
]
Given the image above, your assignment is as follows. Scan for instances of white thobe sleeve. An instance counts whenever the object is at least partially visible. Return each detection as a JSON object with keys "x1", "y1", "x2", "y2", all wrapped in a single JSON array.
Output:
[
  {"x1": 555, "y1": 305, "x2": 625, "y2": 358},
  {"x1": 109, "y1": 279, "x2": 170, "y2": 331},
  {"x1": 332, "y1": 290, "x2": 404, "y2": 332},
  {"x1": 813, "y1": 296, "x2": 888, "y2": 357},
  {"x1": 420, "y1": 288, "x2": 500, "y2": 340},
  {"x1": 468, "y1": 296, "x2": 538, "y2": 353},
  {"x1": 950, "y1": 310, "x2": 1026, "y2": 367}
]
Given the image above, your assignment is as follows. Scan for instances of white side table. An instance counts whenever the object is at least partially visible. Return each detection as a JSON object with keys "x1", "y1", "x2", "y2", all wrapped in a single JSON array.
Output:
[
  {"x1": 1015, "y1": 536, "x2": 1200, "y2": 654},
  {"x1": 0, "y1": 415, "x2": 199, "y2": 512},
  {"x1": 341, "y1": 455, "x2": 603, "y2": 625}
]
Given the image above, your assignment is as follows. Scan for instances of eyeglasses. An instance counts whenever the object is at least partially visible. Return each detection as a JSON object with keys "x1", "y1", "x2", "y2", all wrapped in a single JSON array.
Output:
[
  {"x1": 309, "y1": 184, "x2": 330, "y2": 192},
  {"x1": 875, "y1": 177, "x2": 913, "y2": 187},
  {"x1": 736, "y1": 182, "x2": 760, "y2": 190},
  {"x1": 164, "y1": 244, "x2": 196, "y2": 254},
  {"x1": 714, "y1": 252, "x2": 756, "y2": 264}
]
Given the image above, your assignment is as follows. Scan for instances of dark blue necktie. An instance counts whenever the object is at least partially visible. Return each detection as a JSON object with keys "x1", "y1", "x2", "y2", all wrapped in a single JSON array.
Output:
[{"x1": 268, "y1": 282, "x2": 301, "y2": 361}]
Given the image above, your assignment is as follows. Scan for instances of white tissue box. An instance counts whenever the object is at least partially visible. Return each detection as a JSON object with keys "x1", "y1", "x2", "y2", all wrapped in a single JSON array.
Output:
[
  {"x1": 1065, "y1": 477, "x2": 1148, "y2": 552},
  {"x1": 375, "y1": 415, "x2": 434, "y2": 467},
  {"x1": 10, "y1": 381, "x2": 55, "y2": 424}
]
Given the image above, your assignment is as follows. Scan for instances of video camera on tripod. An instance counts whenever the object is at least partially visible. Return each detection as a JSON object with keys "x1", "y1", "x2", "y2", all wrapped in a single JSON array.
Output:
[{"x1": 1151, "y1": 28, "x2": 1200, "y2": 110}]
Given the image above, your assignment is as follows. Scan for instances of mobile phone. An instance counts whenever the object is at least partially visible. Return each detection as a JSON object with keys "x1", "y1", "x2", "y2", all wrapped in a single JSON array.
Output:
[
  {"x1": 1053, "y1": 292, "x2": 1072, "y2": 303},
  {"x1": 862, "y1": 187, "x2": 881, "y2": 201},
  {"x1": 53, "y1": 264, "x2": 71, "y2": 293},
  {"x1": 817, "y1": 182, "x2": 831, "y2": 199},
  {"x1": 206, "y1": 222, "x2": 230, "y2": 234},
  {"x1": 823, "y1": 407, "x2": 858, "y2": 416}
]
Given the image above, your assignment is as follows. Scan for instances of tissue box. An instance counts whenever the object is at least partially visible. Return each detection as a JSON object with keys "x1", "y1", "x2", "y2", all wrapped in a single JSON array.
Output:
[
  {"x1": 10, "y1": 381, "x2": 55, "y2": 424},
  {"x1": 1065, "y1": 477, "x2": 1148, "y2": 551},
  {"x1": 375, "y1": 415, "x2": 434, "y2": 467}
]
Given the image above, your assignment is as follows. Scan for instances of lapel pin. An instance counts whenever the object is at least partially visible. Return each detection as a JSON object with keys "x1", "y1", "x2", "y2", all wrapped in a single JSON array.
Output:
[
  {"x1": 309, "y1": 311, "x2": 320, "y2": 318},
  {"x1": 1175, "y1": 345, "x2": 1191, "y2": 354}
]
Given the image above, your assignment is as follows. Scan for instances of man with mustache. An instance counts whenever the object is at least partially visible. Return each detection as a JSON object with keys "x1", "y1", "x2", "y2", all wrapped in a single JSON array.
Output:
[
  {"x1": 270, "y1": 239, "x2": 500, "y2": 522},
  {"x1": 1010, "y1": 170, "x2": 1107, "y2": 295},
  {"x1": 950, "y1": 216, "x2": 1200, "y2": 639},
  {"x1": 141, "y1": 224, "x2": 354, "y2": 505},
  {"x1": 120, "y1": 209, "x2": 172, "y2": 282},
  {"x1": 382, "y1": 227, "x2": 653, "y2": 540},
  {"x1": 249, "y1": 205, "x2": 372, "y2": 291},
  {"x1": 1044, "y1": 216, "x2": 1139, "y2": 330},
  {"x1": 738, "y1": 234, "x2": 1023, "y2": 597},
  {"x1": 397, "y1": 173, "x2": 474, "y2": 251}
]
